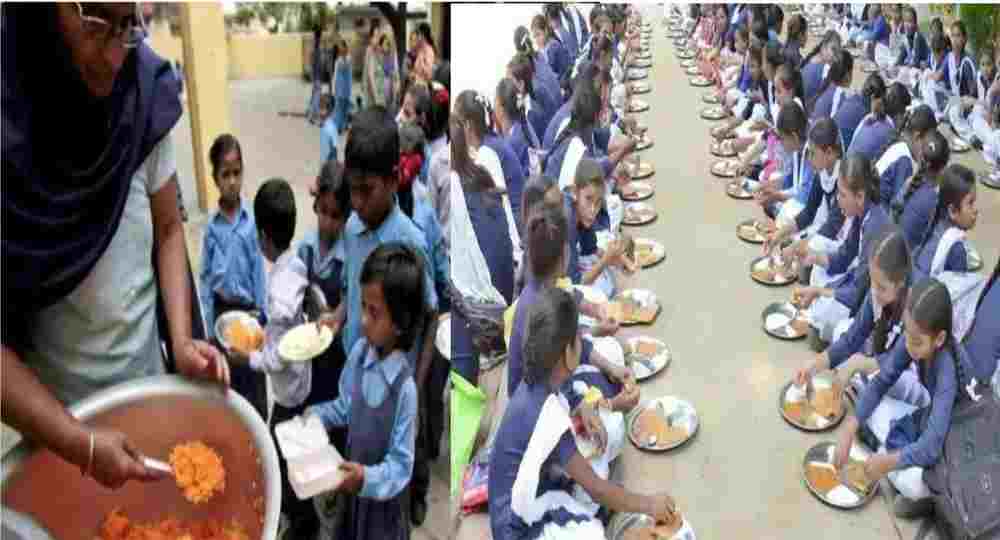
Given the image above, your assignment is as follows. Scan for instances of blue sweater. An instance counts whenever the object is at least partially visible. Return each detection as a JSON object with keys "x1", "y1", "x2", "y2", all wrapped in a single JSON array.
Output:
[
  {"x1": 878, "y1": 144, "x2": 914, "y2": 210},
  {"x1": 828, "y1": 202, "x2": 891, "y2": 310},
  {"x1": 483, "y1": 134, "x2": 527, "y2": 234}
]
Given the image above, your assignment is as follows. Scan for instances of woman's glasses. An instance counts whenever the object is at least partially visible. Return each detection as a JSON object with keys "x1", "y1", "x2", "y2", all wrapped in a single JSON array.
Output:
[{"x1": 75, "y1": 2, "x2": 148, "y2": 49}]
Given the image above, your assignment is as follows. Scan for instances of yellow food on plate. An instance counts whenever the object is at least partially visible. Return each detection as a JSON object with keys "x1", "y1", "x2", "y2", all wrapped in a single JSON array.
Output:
[
  {"x1": 224, "y1": 319, "x2": 263, "y2": 355},
  {"x1": 98, "y1": 508, "x2": 249, "y2": 540},
  {"x1": 633, "y1": 409, "x2": 687, "y2": 447},
  {"x1": 169, "y1": 441, "x2": 226, "y2": 504},
  {"x1": 623, "y1": 514, "x2": 683, "y2": 540},
  {"x1": 805, "y1": 463, "x2": 840, "y2": 493}
]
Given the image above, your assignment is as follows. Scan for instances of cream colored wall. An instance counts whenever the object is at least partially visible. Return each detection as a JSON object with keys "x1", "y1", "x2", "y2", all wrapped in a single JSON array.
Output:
[{"x1": 148, "y1": 23, "x2": 307, "y2": 80}]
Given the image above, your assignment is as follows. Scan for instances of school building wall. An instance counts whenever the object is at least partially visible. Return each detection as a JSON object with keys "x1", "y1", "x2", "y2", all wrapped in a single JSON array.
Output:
[{"x1": 148, "y1": 24, "x2": 309, "y2": 80}]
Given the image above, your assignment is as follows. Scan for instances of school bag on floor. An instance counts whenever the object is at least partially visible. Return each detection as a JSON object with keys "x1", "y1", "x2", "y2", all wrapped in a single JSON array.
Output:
[{"x1": 920, "y1": 376, "x2": 1000, "y2": 540}]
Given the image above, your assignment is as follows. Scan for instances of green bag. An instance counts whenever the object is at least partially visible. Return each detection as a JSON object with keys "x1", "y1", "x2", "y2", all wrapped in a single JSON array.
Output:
[{"x1": 450, "y1": 371, "x2": 486, "y2": 496}]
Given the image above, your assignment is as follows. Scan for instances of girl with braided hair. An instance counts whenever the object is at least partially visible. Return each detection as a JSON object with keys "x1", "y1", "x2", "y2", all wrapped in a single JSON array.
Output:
[
  {"x1": 912, "y1": 164, "x2": 977, "y2": 280},
  {"x1": 800, "y1": 30, "x2": 842, "y2": 102},
  {"x1": 496, "y1": 77, "x2": 545, "y2": 184},
  {"x1": 532, "y1": 13, "x2": 572, "y2": 82},
  {"x1": 845, "y1": 73, "x2": 895, "y2": 162},
  {"x1": 890, "y1": 125, "x2": 949, "y2": 251},
  {"x1": 510, "y1": 51, "x2": 559, "y2": 148},
  {"x1": 837, "y1": 277, "x2": 971, "y2": 518}
]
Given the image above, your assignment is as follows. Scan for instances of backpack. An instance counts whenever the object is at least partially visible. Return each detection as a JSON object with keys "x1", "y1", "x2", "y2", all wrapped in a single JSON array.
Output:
[{"x1": 921, "y1": 380, "x2": 1000, "y2": 540}]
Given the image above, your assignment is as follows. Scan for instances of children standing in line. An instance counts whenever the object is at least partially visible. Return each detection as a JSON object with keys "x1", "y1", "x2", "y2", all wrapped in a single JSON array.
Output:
[
  {"x1": 836, "y1": 278, "x2": 967, "y2": 518},
  {"x1": 198, "y1": 134, "x2": 268, "y2": 419},
  {"x1": 489, "y1": 286, "x2": 677, "y2": 540},
  {"x1": 230, "y1": 178, "x2": 315, "y2": 537},
  {"x1": 307, "y1": 243, "x2": 426, "y2": 540}
]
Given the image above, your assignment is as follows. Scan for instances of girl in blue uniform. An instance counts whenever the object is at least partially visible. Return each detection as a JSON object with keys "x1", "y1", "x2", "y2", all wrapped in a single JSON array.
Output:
[
  {"x1": 515, "y1": 25, "x2": 564, "y2": 106},
  {"x1": 912, "y1": 164, "x2": 978, "y2": 280},
  {"x1": 568, "y1": 159, "x2": 626, "y2": 298},
  {"x1": 808, "y1": 49, "x2": 853, "y2": 124},
  {"x1": 836, "y1": 278, "x2": 969, "y2": 518},
  {"x1": 755, "y1": 99, "x2": 812, "y2": 222},
  {"x1": 796, "y1": 154, "x2": 892, "y2": 345},
  {"x1": 496, "y1": 78, "x2": 544, "y2": 188},
  {"x1": 510, "y1": 51, "x2": 560, "y2": 147},
  {"x1": 489, "y1": 286, "x2": 677, "y2": 540},
  {"x1": 895, "y1": 7, "x2": 931, "y2": 75},
  {"x1": 847, "y1": 73, "x2": 896, "y2": 162},
  {"x1": 533, "y1": 14, "x2": 572, "y2": 83},
  {"x1": 546, "y1": 4, "x2": 579, "y2": 61},
  {"x1": 767, "y1": 119, "x2": 845, "y2": 284},
  {"x1": 796, "y1": 227, "x2": 928, "y2": 410},
  {"x1": 890, "y1": 128, "x2": 949, "y2": 252},
  {"x1": 950, "y1": 47, "x2": 997, "y2": 151},
  {"x1": 800, "y1": 31, "x2": 841, "y2": 102},
  {"x1": 448, "y1": 113, "x2": 516, "y2": 387},
  {"x1": 873, "y1": 83, "x2": 915, "y2": 209},
  {"x1": 307, "y1": 243, "x2": 426, "y2": 540},
  {"x1": 783, "y1": 14, "x2": 806, "y2": 69},
  {"x1": 922, "y1": 24, "x2": 975, "y2": 122}
]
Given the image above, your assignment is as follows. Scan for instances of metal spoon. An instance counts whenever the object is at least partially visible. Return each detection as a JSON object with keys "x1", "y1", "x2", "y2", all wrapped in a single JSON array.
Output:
[{"x1": 141, "y1": 457, "x2": 174, "y2": 478}]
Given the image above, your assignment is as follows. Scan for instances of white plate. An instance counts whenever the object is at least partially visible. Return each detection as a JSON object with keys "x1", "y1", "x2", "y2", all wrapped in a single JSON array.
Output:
[{"x1": 278, "y1": 323, "x2": 334, "y2": 362}]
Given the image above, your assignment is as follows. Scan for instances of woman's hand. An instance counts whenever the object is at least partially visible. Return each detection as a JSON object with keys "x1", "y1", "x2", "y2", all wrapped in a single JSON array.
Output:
[
  {"x1": 174, "y1": 339, "x2": 231, "y2": 388},
  {"x1": 88, "y1": 429, "x2": 166, "y2": 489},
  {"x1": 835, "y1": 417, "x2": 858, "y2": 470}
]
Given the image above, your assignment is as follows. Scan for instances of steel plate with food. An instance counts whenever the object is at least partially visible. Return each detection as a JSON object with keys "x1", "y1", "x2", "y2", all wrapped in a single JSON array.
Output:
[
  {"x1": 685, "y1": 66, "x2": 701, "y2": 77},
  {"x1": 761, "y1": 301, "x2": 810, "y2": 340},
  {"x1": 677, "y1": 51, "x2": 695, "y2": 61},
  {"x1": 628, "y1": 69, "x2": 649, "y2": 81},
  {"x1": 701, "y1": 106, "x2": 727, "y2": 121},
  {"x1": 626, "y1": 160, "x2": 656, "y2": 180},
  {"x1": 630, "y1": 81, "x2": 652, "y2": 94},
  {"x1": 278, "y1": 323, "x2": 334, "y2": 362},
  {"x1": 622, "y1": 202, "x2": 658, "y2": 227},
  {"x1": 679, "y1": 59, "x2": 696, "y2": 69},
  {"x1": 628, "y1": 99, "x2": 651, "y2": 113},
  {"x1": 627, "y1": 397, "x2": 699, "y2": 451},
  {"x1": 726, "y1": 178, "x2": 757, "y2": 200},
  {"x1": 1, "y1": 375, "x2": 281, "y2": 540},
  {"x1": 802, "y1": 442, "x2": 879, "y2": 509},
  {"x1": 702, "y1": 92, "x2": 721, "y2": 105},
  {"x1": 607, "y1": 288, "x2": 661, "y2": 325},
  {"x1": 623, "y1": 337, "x2": 671, "y2": 381},
  {"x1": 710, "y1": 139, "x2": 737, "y2": 157},
  {"x1": 736, "y1": 218, "x2": 772, "y2": 244},
  {"x1": 689, "y1": 76, "x2": 712, "y2": 87},
  {"x1": 779, "y1": 372, "x2": 846, "y2": 431},
  {"x1": 710, "y1": 159, "x2": 741, "y2": 178},
  {"x1": 621, "y1": 181, "x2": 655, "y2": 201},
  {"x1": 627, "y1": 237, "x2": 667, "y2": 268},
  {"x1": 710, "y1": 124, "x2": 735, "y2": 139},
  {"x1": 749, "y1": 254, "x2": 800, "y2": 286},
  {"x1": 635, "y1": 133, "x2": 654, "y2": 151},
  {"x1": 215, "y1": 311, "x2": 265, "y2": 357},
  {"x1": 608, "y1": 511, "x2": 696, "y2": 540},
  {"x1": 980, "y1": 171, "x2": 1000, "y2": 190}
]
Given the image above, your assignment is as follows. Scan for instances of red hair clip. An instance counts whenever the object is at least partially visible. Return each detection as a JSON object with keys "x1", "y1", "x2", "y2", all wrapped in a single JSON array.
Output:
[{"x1": 433, "y1": 87, "x2": 450, "y2": 106}]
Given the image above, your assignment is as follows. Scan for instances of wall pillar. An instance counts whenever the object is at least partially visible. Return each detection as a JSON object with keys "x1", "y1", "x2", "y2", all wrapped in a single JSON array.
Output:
[{"x1": 179, "y1": 3, "x2": 231, "y2": 212}]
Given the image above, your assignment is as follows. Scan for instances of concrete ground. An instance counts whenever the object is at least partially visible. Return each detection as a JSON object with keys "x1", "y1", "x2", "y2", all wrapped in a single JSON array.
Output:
[
  {"x1": 3, "y1": 77, "x2": 450, "y2": 540},
  {"x1": 454, "y1": 6, "x2": 1000, "y2": 540}
]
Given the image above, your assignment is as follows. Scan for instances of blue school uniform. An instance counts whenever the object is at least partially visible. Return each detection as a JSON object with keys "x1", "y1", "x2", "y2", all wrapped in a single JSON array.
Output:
[
  {"x1": 802, "y1": 62, "x2": 826, "y2": 102},
  {"x1": 856, "y1": 339, "x2": 961, "y2": 469},
  {"x1": 913, "y1": 221, "x2": 968, "y2": 280},
  {"x1": 320, "y1": 116, "x2": 338, "y2": 163},
  {"x1": 528, "y1": 88, "x2": 560, "y2": 150},
  {"x1": 307, "y1": 339, "x2": 417, "y2": 540},
  {"x1": 897, "y1": 31, "x2": 931, "y2": 69},
  {"x1": 847, "y1": 114, "x2": 894, "y2": 162},
  {"x1": 543, "y1": 131, "x2": 615, "y2": 187},
  {"x1": 489, "y1": 380, "x2": 587, "y2": 540},
  {"x1": 827, "y1": 202, "x2": 891, "y2": 311},
  {"x1": 891, "y1": 179, "x2": 938, "y2": 252},
  {"x1": 341, "y1": 203, "x2": 438, "y2": 358},
  {"x1": 963, "y1": 274, "x2": 1000, "y2": 381},
  {"x1": 794, "y1": 173, "x2": 845, "y2": 239},
  {"x1": 450, "y1": 187, "x2": 515, "y2": 385},
  {"x1": 834, "y1": 93, "x2": 867, "y2": 150},
  {"x1": 784, "y1": 39, "x2": 803, "y2": 72},
  {"x1": 781, "y1": 149, "x2": 815, "y2": 206},
  {"x1": 544, "y1": 39, "x2": 572, "y2": 82},
  {"x1": 811, "y1": 84, "x2": 837, "y2": 122},
  {"x1": 505, "y1": 120, "x2": 543, "y2": 185},
  {"x1": 554, "y1": 19, "x2": 580, "y2": 62},
  {"x1": 543, "y1": 101, "x2": 573, "y2": 151},
  {"x1": 507, "y1": 279, "x2": 543, "y2": 398},
  {"x1": 877, "y1": 143, "x2": 915, "y2": 210},
  {"x1": 940, "y1": 51, "x2": 978, "y2": 99},
  {"x1": 533, "y1": 52, "x2": 565, "y2": 108},
  {"x1": 561, "y1": 339, "x2": 622, "y2": 412},
  {"x1": 828, "y1": 292, "x2": 902, "y2": 369},
  {"x1": 199, "y1": 203, "x2": 268, "y2": 340},
  {"x1": 484, "y1": 134, "x2": 528, "y2": 235},
  {"x1": 859, "y1": 15, "x2": 889, "y2": 46},
  {"x1": 411, "y1": 198, "x2": 450, "y2": 314},
  {"x1": 334, "y1": 57, "x2": 353, "y2": 130}
]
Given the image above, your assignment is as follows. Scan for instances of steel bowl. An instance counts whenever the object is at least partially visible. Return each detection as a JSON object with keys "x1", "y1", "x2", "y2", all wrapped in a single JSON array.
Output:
[
  {"x1": 779, "y1": 373, "x2": 846, "y2": 432},
  {"x1": 750, "y1": 255, "x2": 800, "y2": 286},
  {"x1": 761, "y1": 301, "x2": 809, "y2": 340},
  {"x1": 726, "y1": 178, "x2": 755, "y2": 200},
  {"x1": 1, "y1": 375, "x2": 280, "y2": 540},
  {"x1": 689, "y1": 76, "x2": 712, "y2": 87},
  {"x1": 802, "y1": 441, "x2": 879, "y2": 510},
  {"x1": 214, "y1": 310, "x2": 264, "y2": 357},
  {"x1": 627, "y1": 396, "x2": 699, "y2": 452},
  {"x1": 607, "y1": 511, "x2": 695, "y2": 540}
]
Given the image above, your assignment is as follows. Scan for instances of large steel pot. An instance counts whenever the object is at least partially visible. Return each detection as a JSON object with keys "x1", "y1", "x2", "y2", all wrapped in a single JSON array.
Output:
[{"x1": 1, "y1": 375, "x2": 280, "y2": 539}]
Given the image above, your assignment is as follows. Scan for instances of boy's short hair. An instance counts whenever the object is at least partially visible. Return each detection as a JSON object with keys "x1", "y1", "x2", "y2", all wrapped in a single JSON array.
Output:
[
  {"x1": 345, "y1": 106, "x2": 399, "y2": 180},
  {"x1": 253, "y1": 178, "x2": 296, "y2": 252},
  {"x1": 360, "y1": 242, "x2": 427, "y2": 350},
  {"x1": 316, "y1": 160, "x2": 350, "y2": 215}
]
